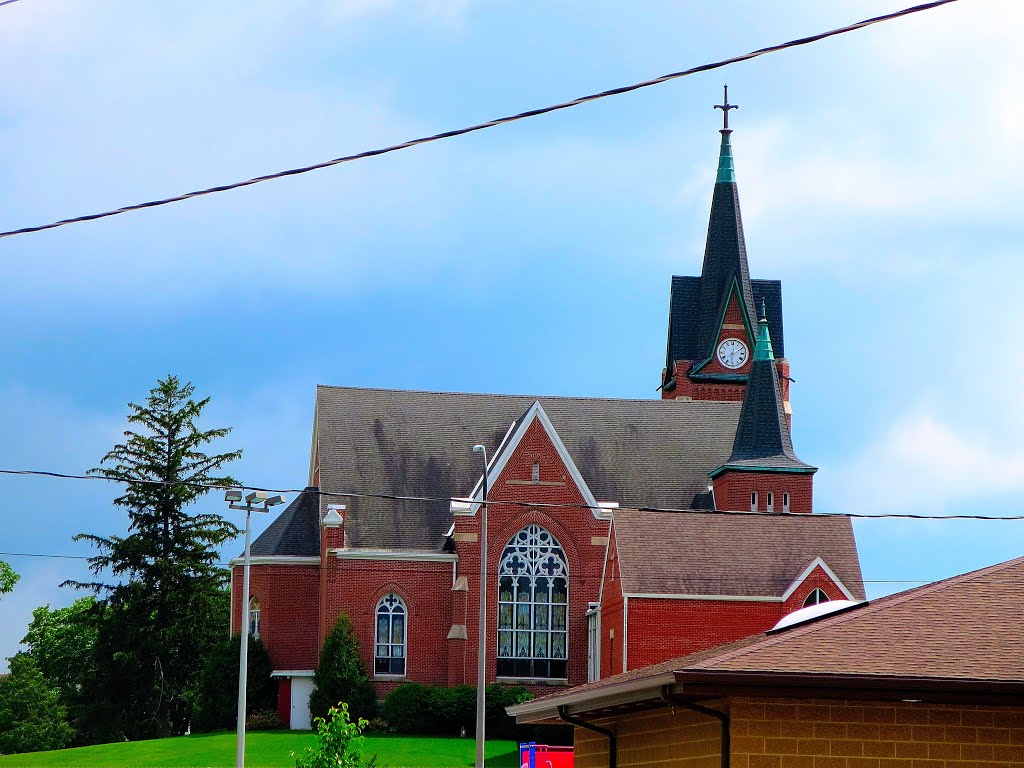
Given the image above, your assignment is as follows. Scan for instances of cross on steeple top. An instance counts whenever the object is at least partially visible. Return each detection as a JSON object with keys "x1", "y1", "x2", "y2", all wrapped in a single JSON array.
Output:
[{"x1": 714, "y1": 84, "x2": 738, "y2": 132}]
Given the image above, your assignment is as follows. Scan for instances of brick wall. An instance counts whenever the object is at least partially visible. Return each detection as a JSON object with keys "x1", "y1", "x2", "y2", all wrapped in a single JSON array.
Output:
[
  {"x1": 600, "y1": 530, "x2": 624, "y2": 678},
  {"x1": 573, "y1": 696, "x2": 1024, "y2": 768},
  {"x1": 320, "y1": 557, "x2": 454, "y2": 692},
  {"x1": 712, "y1": 471, "x2": 813, "y2": 514},
  {"x1": 453, "y1": 417, "x2": 609, "y2": 691},
  {"x1": 731, "y1": 697, "x2": 1024, "y2": 767},
  {"x1": 625, "y1": 599, "x2": 781, "y2": 672},
  {"x1": 231, "y1": 563, "x2": 320, "y2": 670},
  {"x1": 575, "y1": 706, "x2": 721, "y2": 768}
]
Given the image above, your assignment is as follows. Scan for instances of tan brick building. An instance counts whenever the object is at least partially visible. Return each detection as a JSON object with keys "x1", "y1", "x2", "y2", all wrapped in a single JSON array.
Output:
[{"x1": 510, "y1": 556, "x2": 1024, "y2": 767}]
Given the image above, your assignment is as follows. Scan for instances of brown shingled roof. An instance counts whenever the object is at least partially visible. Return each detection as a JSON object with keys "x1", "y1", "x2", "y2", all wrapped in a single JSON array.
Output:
[
  {"x1": 510, "y1": 555, "x2": 1024, "y2": 722},
  {"x1": 613, "y1": 508, "x2": 863, "y2": 598},
  {"x1": 687, "y1": 554, "x2": 1024, "y2": 683}
]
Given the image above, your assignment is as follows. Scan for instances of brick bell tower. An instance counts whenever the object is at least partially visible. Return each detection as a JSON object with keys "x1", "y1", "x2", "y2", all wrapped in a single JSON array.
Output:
[
  {"x1": 710, "y1": 304, "x2": 815, "y2": 513},
  {"x1": 661, "y1": 87, "x2": 791, "y2": 416}
]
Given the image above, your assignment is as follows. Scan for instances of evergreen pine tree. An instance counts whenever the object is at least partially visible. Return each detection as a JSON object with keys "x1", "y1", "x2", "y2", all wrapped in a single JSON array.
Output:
[
  {"x1": 65, "y1": 375, "x2": 240, "y2": 740},
  {"x1": 310, "y1": 614, "x2": 376, "y2": 723}
]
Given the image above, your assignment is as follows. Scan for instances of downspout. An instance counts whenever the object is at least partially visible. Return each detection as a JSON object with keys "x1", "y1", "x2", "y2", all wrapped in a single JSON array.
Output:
[
  {"x1": 661, "y1": 685, "x2": 730, "y2": 768},
  {"x1": 557, "y1": 706, "x2": 616, "y2": 768}
]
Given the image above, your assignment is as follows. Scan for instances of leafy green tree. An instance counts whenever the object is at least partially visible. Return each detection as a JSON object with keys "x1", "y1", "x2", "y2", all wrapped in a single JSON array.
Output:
[
  {"x1": 65, "y1": 375, "x2": 241, "y2": 740},
  {"x1": 294, "y1": 703, "x2": 375, "y2": 768},
  {"x1": 0, "y1": 655, "x2": 74, "y2": 754},
  {"x1": 309, "y1": 614, "x2": 376, "y2": 723},
  {"x1": 19, "y1": 597, "x2": 99, "y2": 744},
  {"x1": 0, "y1": 560, "x2": 18, "y2": 598},
  {"x1": 193, "y1": 634, "x2": 276, "y2": 733}
]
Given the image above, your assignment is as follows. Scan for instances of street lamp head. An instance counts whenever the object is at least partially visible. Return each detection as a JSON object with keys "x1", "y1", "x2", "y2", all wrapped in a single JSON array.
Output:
[
  {"x1": 263, "y1": 495, "x2": 285, "y2": 507},
  {"x1": 245, "y1": 491, "x2": 269, "y2": 505},
  {"x1": 224, "y1": 489, "x2": 243, "y2": 503},
  {"x1": 472, "y1": 444, "x2": 486, "y2": 455}
]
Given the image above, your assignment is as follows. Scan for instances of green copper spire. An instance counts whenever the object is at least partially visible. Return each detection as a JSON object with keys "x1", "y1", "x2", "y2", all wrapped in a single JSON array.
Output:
[
  {"x1": 753, "y1": 299, "x2": 774, "y2": 361},
  {"x1": 716, "y1": 131, "x2": 736, "y2": 184},
  {"x1": 714, "y1": 84, "x2": 738, "y2": 184}
]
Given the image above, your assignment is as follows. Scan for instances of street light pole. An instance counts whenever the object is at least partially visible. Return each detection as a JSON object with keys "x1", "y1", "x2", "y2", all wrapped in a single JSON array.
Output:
[
  {"x1": 225, "y1": 489, "x2": 285, "y2": 768},
  {"x1": 471, "y1": 444, "x2": 488, "y2": 768}
]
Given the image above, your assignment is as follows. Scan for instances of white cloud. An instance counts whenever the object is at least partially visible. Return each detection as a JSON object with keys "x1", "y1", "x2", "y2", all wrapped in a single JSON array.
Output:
[{"x1": 822, "y1": 408, "x2": 1024, "y2": 515}]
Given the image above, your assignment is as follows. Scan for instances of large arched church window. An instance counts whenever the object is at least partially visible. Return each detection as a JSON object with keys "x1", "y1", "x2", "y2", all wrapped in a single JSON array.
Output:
[
  {"x1": 497, "y1": 524, "x2": 569, "y2": 679},
  {"x1": 375, "y1": 593, "x2": 407, "y2": 676}
]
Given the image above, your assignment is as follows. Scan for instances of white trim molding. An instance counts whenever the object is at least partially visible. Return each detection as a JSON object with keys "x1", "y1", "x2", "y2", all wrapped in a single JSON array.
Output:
[
  {"x1": 508, "y1": 673, "x2": 677, "y2": 722},
  {"x1": 780, "y1": 557, "x2": 856, "y2": 602},
  {"x1": 461, "y1": 401, "x2": 607, "y2": 521},
  {"x1": 623, "y1": 591, "x2": 784, "y2": 603},
  {"x1": 229, "y1": 556, "x2": 321, "y2": 567},
  {"x1": 334, "y1": 549, "x2": 458, "y2": 563},
  {"x1": 271, "y1": 669, "x2": 315, "y2": 678}
]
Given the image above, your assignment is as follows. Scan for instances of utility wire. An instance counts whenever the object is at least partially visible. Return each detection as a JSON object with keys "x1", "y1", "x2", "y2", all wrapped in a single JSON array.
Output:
[
  {"x1": 0, "y1": 0, "x2": 962, "y2": 241},
  {"x1": 2, "y1": 466, "x2": 1022, "y2": 521},
  {"x1": 0, "y1": 0, "x2": 25, "y2": 8},
  {"x1": 0, "y1": 551, "x2": 1011, "y2": 588}
]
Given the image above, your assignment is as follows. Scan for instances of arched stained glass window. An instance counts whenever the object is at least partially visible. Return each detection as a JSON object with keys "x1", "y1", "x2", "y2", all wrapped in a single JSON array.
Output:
[
  {"x1": 497, "y1": 524, "x2": 569, "y2": 680},
  {"x1": 248, "y1": 597, "x2": 260, "y2": 639},
  {"x1": 375, "y1": 593, "x2": 407, "y2": 676},
  {"x1": 803, "y1": 588, "x2": 829, "y2": 608}
]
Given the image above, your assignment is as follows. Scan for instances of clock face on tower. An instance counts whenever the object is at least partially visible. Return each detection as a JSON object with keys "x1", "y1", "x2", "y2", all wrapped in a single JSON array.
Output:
[{"x1": 716, "y1": 338, "x2": 749, "y2": 369}]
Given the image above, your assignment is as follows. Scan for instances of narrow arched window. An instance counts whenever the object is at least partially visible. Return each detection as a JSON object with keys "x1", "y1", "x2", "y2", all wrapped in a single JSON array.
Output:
[
  {"x1": 531, "y1": 463, "x2": 540, "y2": 482},
  {"x1": 750, "y1": 492, "x2": 758, "y2": 512},
  {"x1": 783, "y1": 493, "x2": 791, "y2": 513},
  {"x1": 375, "y1": 593, "x2": 407, "y2": 676},
  {"x1": 248, "y1": 597, "x2": 261, "y2": 639},
  {"x1": 804, "y1": 588, "x2": 829, "y2": 607},
  {"x1": 497, "y1": 524, "x2": 569, "y2": 680},
  {"x1": 767, "y1": 492, "x2": 774, "y2": 513}
]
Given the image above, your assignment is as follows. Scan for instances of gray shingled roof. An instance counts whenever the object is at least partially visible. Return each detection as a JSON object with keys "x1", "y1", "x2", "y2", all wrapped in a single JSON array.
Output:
[
  {"x1": 250, "y1": 486, "x2": 320, "y2": 557},
  {"x1": 667, "y1": 276, "x2": 784, "y2": 367},
  {"x1": 296, "y1": 386, "x2": 744, "y2": 552},
  {"x1": 613, "y1": 509, "x2": 863, "y2": 598}
]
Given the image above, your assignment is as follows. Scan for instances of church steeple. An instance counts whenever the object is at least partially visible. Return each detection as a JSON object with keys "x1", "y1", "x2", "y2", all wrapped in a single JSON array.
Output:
[
  {"x1": 709, "y1": 308, "x2": 815, "y2": 513},
  {"x1": 693, "y1": 86, "x2": 759, "y2": 369},
  {"x1": 662, "y1": 89, "x2": 787, "y2": 406},
  {"x1": 722, "y1": 306, "x2": 809, "y2": 470}
]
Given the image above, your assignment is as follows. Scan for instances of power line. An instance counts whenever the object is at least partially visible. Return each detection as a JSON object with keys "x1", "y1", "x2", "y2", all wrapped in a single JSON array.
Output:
[
  {"x1": 2, "y1": 465, "x2": 1023, "y2": 521},
  {"x1": 0, "y1": 0, "x2": 962, "y2": 241},
  {"x1": 0, "y1": 0, "x2": 25, "y2": 8},
  {"x1": 1, "y1": 551, "x2": 1013, "y2": 588}
]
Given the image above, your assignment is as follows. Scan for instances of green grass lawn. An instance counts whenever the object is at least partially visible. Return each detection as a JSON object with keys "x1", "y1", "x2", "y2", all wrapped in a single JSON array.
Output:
[{"x1": 0, "y1": 732, "x2": 524, "y2": 768}]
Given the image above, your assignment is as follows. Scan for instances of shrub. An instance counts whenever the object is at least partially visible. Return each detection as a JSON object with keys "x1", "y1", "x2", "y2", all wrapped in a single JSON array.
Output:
[
  {"x1": 380, "y1": 683, "x2": 532, "y2": 738},
  {"x1": 293, "y1": 702, "x2": 376, "y2": 768},
  {"x1": 309, "y1": 614, "x2": 376, "y2": 723},
  {"x1": 192, "y1": 634, "x2": 276, "y2": 733},
  {"x1": 379, "y1": 683, "x2": 435, "y2": 734},
  {"x1": 485, "y1": 684, "x2": 533, "y2": 740},
  {"x1": 247, "y1": 709, "x2": 286, "y2": 731}
]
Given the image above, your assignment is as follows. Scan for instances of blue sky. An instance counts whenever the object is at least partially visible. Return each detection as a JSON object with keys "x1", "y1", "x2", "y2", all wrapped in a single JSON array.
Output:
[{"x1": 1, "y1": 0, "x2": 1023, "y2": 669}]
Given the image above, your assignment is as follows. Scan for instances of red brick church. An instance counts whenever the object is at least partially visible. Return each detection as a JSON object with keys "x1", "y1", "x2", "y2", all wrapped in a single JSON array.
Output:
[{"x1": 230, "y1": 104, "x2": 864, "y2": 729}]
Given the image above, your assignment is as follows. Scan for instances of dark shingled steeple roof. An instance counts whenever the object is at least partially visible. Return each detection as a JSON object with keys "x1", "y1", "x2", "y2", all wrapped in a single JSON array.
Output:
[
  {"x1": 714, "y1": 309, "x2": 814, "y2": 476},
  {"x1": 665, "y1": 124, "x2": 786, "y2": 382},
  {"x1": 693, "y1": 130, "x2": 760, "y2": 363}
]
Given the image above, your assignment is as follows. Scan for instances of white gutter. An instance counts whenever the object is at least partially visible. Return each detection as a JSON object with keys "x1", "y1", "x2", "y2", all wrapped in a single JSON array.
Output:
[{"x1": 507, "y1": 673, "x2": 677, "y2": 724}]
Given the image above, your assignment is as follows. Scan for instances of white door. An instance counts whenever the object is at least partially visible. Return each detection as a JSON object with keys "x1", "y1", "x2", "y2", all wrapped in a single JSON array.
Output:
[{"x1": 290, "y1": 677, "x2": 314, "y2": 730}]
